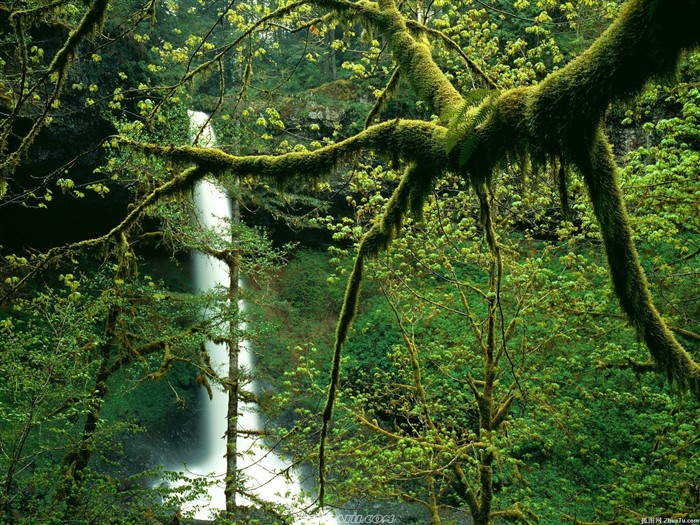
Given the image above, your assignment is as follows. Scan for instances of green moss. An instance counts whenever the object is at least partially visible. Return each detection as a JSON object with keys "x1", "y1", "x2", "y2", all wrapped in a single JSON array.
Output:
[
  {"x1": 365, "y1": 67, "x2": 402, "y2": 128},
  {"x1": 1, "y1": 0, "x2": 111, "y2": 176},
  {"x1": 121, "y1": 0, "x2": 700, "y2": 406},
  {"x1": 125, "y1": 119, "x2": 448, "y2": 192},
  {"x1": 450, "y1": 0, "x2": 700, "y2": 397},
  {"x1": 576, "y1": 129, "x2": 700, "y2": 395},
  {"x1": 373, "y1": 0, "x2": 463, "y2": 118}
]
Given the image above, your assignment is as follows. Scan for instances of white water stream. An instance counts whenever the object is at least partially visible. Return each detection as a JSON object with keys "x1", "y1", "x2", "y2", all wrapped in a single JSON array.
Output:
[{"x1": 179, "y1": 111, "x2": 336, "y2": 523}]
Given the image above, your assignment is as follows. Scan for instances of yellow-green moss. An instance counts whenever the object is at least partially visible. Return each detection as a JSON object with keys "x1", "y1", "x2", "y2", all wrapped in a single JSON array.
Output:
[
  {"x1": 123, "y1": 119, "x2": 448, "y2": 192},
  {"x1": 373, "y1": 0, "x2": 463, "y2": 118}
]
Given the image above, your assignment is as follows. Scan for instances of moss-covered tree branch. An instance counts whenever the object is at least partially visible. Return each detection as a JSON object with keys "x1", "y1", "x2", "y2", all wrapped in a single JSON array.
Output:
[
  {"x1": 404, "y1": 18, "x2": 497, "y2": 90},
  {"x1": 121, "y1": 118, "x2": 447, "y2": 189},
  {"x1": 1, "y1": 164, "x2": 208, "y2": 302},
  {"x1": 458, "y1": 0, "x2": 700, "y2": 396},
  {"x1": 320, "y1": 0, "x2": 463, "y2": 117},
  {"x1": 1, "y1": 0, "x2": 111, "y2": 181}
]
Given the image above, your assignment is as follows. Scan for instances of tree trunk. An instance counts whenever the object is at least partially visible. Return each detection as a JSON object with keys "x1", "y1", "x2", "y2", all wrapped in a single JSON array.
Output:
[{"x1": 224, "y1": 194, "x2": 241, "y2": 517}]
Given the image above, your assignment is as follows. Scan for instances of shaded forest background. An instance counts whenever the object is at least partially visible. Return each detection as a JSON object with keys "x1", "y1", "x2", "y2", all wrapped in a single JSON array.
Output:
[{"x1": 0, "y1": 0, "x2": 699, "y2": 523}]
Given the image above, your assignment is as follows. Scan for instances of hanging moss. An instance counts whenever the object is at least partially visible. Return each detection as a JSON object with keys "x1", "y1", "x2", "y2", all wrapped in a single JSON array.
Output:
[
  {"x1": 126, "y1": 0, "x2": 700, "y2": 411},
  {"x1": 47, "y1": 0, "x2": 110, "y2": 75},
  {"x1": 576, "y1": 129, "x2": 700, "y2": 395},
  {"x1": 109, "y1": 0, "x2": 700, "y2": 513},
  {"x1": 447, "y1": 0, "x2": 700, "y2": 395},
  {"x1": 556, "y1": 160, "x2": 571, "y2": 222},
  {"x1": 319, "y1": 159, "x2": 440, "y2": 505},
  {"x1": 1, "y1": 0, "x2": 111, "y2": 179},
  {"x1": 123, "y1": 118, "x2": 448, "y2": 192},
  {"x1": 365, "y1": 66, "x2": 402, "y2": 128}
]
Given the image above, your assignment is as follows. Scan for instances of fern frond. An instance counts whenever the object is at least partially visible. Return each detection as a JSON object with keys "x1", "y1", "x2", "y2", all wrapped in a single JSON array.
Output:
[
  {"x1": 444, "y1": 89, "x2": 499, "y2": 167},
  {"x1": 458, "y1": 102, "x2": 496, "y2": 167},
  {"x1": 445, "y1": 88, "x2": 490, "y2": 145},
  {"x1": 444, "y1": 88, "x2": 491, "y2": 153}
]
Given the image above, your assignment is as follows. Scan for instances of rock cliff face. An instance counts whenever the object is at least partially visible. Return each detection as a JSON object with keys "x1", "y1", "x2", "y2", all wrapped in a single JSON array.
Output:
[
  {"x1": 0, "y1": 112, "x2": 125, "y2": 250},
  {"x1": 0, "y1": 11, "x2": 154, "y2": 250}
]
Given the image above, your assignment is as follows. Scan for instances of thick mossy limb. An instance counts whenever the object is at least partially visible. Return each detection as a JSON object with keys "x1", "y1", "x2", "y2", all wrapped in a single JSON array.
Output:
[
  {"x1": 327, "y1": 0, "x2": 465, "y2": 116},
  {"x1": 527, "y1": 0, "x2": 700, "y2": 153},
  {"x1": 123, "y1": 119, "x2": 448, "y2": 191},
  {"x1": 576, "y1": 130, "x2": 700, "y2": 396},
  {"x1": 373, "y1": 0, "x2": 463, "y2": 118},
  {"x1": 468, "y1": 0, "x2": 700, "y2": 176},
  {"x1": 404, "y1": 19, "x2": 497, "y2": 90},
  {"x1": 455, "y1": 0, "x2": 700, "y2": 399}
]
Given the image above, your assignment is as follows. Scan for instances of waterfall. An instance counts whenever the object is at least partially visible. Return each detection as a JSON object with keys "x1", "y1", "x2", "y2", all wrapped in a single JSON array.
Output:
[
  {"x1": 187, "y1": 173, "x2": 229, "y2": 517},
  {"x1": 180, "y1": 111, "x2": 336, "y2": 523}
]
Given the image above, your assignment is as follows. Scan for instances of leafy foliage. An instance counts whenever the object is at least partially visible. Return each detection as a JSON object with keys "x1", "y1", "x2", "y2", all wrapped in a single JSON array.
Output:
[
  {"x1": 1, "y1": 0, "x2": 699, "y2": 523},
  {"x1": 444, "y1": 88, "x2": 499, "y2": 168}
]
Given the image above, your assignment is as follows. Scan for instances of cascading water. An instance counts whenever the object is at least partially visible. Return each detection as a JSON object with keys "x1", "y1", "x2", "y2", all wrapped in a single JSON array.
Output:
[{"x1": 180, "y1": 111, "x2": 337, "y2": 523}]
